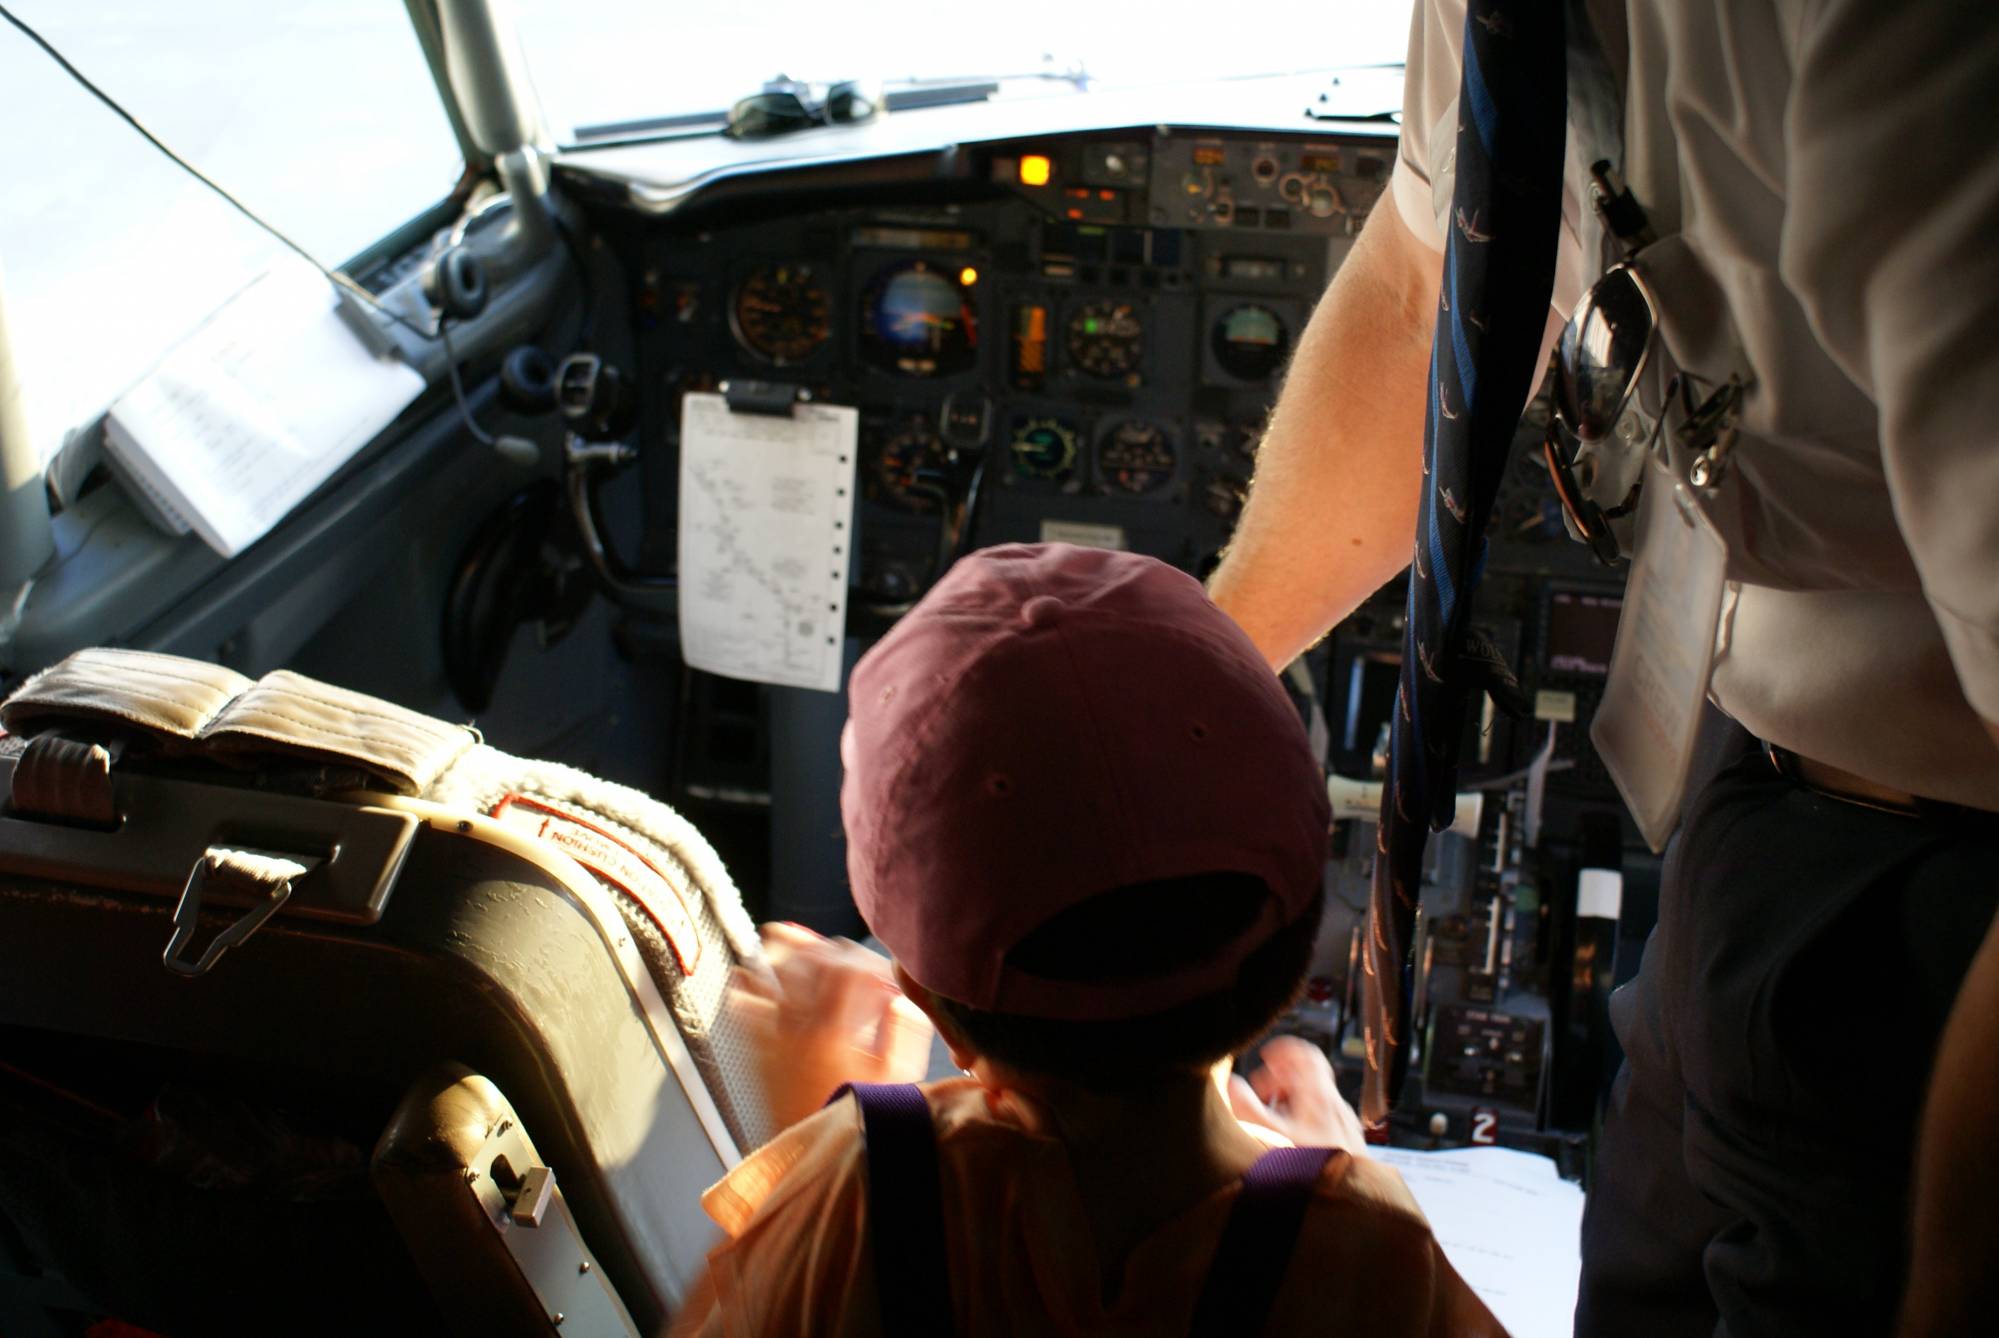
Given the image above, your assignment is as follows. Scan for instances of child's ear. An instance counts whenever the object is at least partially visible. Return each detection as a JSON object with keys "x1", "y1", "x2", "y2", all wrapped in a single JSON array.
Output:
[{"x1": 893, "y1": 962, "x2": 980, "y2": 1073}]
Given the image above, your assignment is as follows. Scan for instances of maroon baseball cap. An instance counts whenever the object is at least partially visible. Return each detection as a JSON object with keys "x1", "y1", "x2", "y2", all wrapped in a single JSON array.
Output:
[{"x1": 841, "y1": 543, "x2": 1329, "y2": 1021}]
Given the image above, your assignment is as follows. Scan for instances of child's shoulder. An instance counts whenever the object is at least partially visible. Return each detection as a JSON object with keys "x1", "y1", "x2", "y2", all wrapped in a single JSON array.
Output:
[
  {"x1": 704, "y1": 1079, "x2": 1035, "y2": 1239},
  {"x1": 704, "y1": 1095, "x2": 871, "y2": 1238},
  {"x1": 1315, "y1": 1148, "x2": 1434, "y2": 1226}
]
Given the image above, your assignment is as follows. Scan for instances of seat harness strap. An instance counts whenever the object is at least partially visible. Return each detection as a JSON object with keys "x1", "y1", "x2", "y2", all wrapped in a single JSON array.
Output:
[
  {"x1": 828, "y1": 1081, "x2": 957, "y2": 1338},
  {"x1": 1187, "y1": 1143, "x2": 1339, "y2": 1337},
  {"x1": 829, "y1": 1081, "x2": 1336, "y2": 1338}
]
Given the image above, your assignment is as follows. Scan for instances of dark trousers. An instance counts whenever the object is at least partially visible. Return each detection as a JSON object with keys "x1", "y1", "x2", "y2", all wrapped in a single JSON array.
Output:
[{"x1": 1574, "y1": 718, "x2": 1999, "y2": 1338}]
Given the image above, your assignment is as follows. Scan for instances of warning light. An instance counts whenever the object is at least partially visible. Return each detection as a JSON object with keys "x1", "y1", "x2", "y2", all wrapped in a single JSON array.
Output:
[
  {"x1": 1018, "y1": 154, "x2": 1053, "y2": 187},
  {"x1": 959, "y1": 266, "x2": 979, "y2": 287}
]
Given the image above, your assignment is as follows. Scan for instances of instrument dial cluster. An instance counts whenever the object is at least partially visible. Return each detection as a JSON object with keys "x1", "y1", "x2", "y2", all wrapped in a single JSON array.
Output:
[
  {"x1": 1096, "y1": 419, "x2": 1178, "y2": 495},
  {"x1": 730, "y1": 263, "x2": 831, "y2": 365},
  {"x1": 640, "y1": 132, "x2": 1368, "y2": 596},
  {"x1": 1065, "y1": 300, "x2": 1146, "y2": 381},
  {"x1": 1008, "y1": 416, "x2": 1080, "y2": 482},
  {"x1": 867, "y1": 417, "x2": 949, "y2": 511},
  {"x1": 858, "y1": 258, "x2": 980, "y2": 378}
]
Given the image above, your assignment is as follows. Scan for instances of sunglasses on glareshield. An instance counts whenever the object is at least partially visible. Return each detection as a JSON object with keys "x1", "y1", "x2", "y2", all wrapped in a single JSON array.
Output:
[{"x1": 725, "y1": 80, "x2": 880, "y2": 139}]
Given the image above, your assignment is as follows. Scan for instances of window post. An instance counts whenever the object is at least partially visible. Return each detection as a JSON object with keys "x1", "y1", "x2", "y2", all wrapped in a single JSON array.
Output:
[{"x1": 0, "y1": 259, "x2": 52, "y2": 595}]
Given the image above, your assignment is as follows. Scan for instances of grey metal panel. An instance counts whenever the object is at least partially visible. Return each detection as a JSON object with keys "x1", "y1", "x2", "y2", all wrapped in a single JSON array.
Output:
[
  {"x1": 552, "y1": 71, "x2": 1404, "y2": 214},
  {"x1": 131, "y1": 380, "x2": 535, "y2": 672},
  {"x1": 1, "y1": 252, "x2": 568, "y2": 682}
]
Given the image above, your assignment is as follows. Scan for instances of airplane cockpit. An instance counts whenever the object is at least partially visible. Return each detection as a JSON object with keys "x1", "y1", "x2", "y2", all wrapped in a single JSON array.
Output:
[{"x1": 2, "y1": 2, "x2": 1692, "y2": 1333}]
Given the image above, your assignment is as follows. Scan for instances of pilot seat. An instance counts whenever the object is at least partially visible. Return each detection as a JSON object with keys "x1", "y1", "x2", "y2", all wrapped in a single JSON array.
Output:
[{"x1": 0, "y1": 647, "x2": 774, "y2": 1336}]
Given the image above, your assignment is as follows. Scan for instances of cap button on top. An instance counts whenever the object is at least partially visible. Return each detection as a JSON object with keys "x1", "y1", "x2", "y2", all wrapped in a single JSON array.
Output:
[{"x1": 1020, "y1": 595, "x2": 1064, "y2": 628}]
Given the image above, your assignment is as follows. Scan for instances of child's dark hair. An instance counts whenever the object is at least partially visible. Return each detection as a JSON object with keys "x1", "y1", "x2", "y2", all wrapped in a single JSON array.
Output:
[{"x1": 927, "y1": 872, "x2": 1323, "y2": 1092}]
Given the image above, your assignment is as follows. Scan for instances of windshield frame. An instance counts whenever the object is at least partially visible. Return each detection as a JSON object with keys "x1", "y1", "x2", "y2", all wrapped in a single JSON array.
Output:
[{"x1": 402, "y1": 0, "x2": 501, "y2": 171}]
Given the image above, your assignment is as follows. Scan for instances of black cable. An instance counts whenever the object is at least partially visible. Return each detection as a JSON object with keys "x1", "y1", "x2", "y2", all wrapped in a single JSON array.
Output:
[
  {"x1": 0, "y1": 0, "x2": 431, "y2": 340},
  {"x1": 436, "y1": 320, "x2": 495, "y2": 446}
]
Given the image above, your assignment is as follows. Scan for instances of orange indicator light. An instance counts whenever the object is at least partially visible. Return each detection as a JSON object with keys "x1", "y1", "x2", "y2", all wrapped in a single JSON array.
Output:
[
  {"x1": 959, "y1": 266, "x2": 979, "y2": 287},
  {"x1": 1018, "y1": 153, "x2": 1053, "y2": 187}
]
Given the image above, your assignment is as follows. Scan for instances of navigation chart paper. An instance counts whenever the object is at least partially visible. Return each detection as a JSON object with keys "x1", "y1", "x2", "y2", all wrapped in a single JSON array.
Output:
[
  {"x1": 1374, "y1": 1145, "x2": 1585, "y2": 1338},
  {"x1": 677, "y1": 393, "x2": 858, "y2": 692}
]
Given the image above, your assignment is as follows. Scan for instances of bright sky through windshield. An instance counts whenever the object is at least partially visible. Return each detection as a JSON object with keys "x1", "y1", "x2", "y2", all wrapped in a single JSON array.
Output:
[
  {"x1": 1, "y1": 0, "x2": 1412, "y2": 464},
  {"x1": 514, "y1": 0, "x2": 1413, "y2": 140},
  {"x1": 0, "y1": 1, "x2": 459, "y2": 463}
]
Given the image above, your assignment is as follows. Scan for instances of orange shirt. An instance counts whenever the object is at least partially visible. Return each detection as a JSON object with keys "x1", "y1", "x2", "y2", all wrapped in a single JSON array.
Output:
[{"x1": 673, "y1": 1079, "x2": 1508, "y2": 1337}]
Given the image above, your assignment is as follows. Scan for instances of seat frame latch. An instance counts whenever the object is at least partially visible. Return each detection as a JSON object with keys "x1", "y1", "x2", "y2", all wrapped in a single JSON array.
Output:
[{"x1": 161, "y1": 846, "x2": 314, "y2": 978}]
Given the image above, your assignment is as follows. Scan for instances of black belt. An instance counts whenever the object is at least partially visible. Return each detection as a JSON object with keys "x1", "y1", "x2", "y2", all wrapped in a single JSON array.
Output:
[{"x1": 1764, "y1": 742, "x2": 1999, "y2": 829}]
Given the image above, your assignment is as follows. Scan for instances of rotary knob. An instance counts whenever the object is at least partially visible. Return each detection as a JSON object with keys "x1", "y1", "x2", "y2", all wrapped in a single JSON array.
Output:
[{"x1": 1306, "y1": 182, "x2": 1344, "y2": 219}]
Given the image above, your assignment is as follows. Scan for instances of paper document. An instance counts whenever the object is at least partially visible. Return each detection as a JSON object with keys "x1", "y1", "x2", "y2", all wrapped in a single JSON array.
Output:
[
  {"x1": 1374, "y1": 1145, "x2": 1584, "y2": 1338},
  {"x1": 103, "y1": 262, "x2": 426, "y2": 557},
  {"x1": 676, "y1": 392, "x2": 859, "y2": 692}
]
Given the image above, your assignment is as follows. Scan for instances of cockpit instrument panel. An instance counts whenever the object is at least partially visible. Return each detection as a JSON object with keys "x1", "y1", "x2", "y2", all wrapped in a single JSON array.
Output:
[
  {"x1": 1148, "y1": 134, "x2": 1392, "y2": 235},
  {"x1": 627, "y1": 126, "x2": 1399, "y2": 613},
  {"x1": 589, "y1": 117, "x2": 1637, "y2": 1164}
]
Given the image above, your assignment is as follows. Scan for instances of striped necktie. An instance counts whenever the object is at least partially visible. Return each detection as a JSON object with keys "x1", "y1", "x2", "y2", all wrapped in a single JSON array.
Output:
[{"x1": 1359, "y1": 0, "x2": 1567, "y2": 1128}]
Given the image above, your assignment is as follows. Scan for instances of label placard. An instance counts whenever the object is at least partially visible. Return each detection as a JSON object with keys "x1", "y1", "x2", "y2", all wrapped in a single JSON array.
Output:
[
  {"x1": 492, "y1": 794, "x2": 703, "y2": 974},
  {"x1": 1591, "y1": 462, "x2": 1729, "y2": 851}
]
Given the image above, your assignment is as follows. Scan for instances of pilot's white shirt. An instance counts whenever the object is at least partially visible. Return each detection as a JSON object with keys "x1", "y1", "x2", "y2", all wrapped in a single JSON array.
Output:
[{"x1": 1390, "y1": 0, "x2": 1999, "y2": 810}]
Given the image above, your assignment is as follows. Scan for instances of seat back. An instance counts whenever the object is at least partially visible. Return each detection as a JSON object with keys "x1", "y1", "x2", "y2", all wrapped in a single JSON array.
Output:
[{"x1": 0, "y1": 648, "x2": 772, "y2": 1332}]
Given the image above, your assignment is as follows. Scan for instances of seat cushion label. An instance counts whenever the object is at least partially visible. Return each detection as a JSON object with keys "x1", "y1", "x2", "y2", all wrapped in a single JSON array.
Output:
[{"x1": 491, "y1": 793, "x2": 703, "y2": 975}]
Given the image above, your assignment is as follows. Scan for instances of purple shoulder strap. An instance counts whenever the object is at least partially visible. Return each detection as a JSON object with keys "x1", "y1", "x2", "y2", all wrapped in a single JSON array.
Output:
[
  {"x1": 1188, "y1": 1145, "x2": 1338, "y2": 1338},
  {"x1": 825, "y1": 1082, "x2": 956, "y2": 1338},
  {"x1": 830, "y1": 1082, "x2": 1328, "y2": 1338}
]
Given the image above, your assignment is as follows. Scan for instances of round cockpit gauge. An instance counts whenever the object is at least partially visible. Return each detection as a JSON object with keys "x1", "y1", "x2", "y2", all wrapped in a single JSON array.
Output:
[
  {"x1": 730, "y1": 263, "x2": 831, "y2": 364},
  {"x1": 871, "y1": 419, "x2": 947, "y2": 510},
  {"x1": 1098, "y1": 419, "x2": 1178, "y2": 494},
  {"x1": 1009, "y1": 417, "x2": 1079, "y2": 480},
  {"x1": 860, "y1": 259, "x2": 979, "y2": 377},
  {"x1": 1065, "y1": 300, "x2": 1145, "y2": 379},
  {"x1": 1210, "y1": 303, "x2": 1291, "y2": 381}
]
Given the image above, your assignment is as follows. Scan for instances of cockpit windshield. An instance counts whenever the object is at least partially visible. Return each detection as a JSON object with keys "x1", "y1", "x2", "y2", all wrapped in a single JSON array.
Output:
[
  {"x1": 512, "y1": 0, "x2": 1413, "y2": 144},
  {"x1": 0, "y1": 0, "x2": 461, "y2": 464}
]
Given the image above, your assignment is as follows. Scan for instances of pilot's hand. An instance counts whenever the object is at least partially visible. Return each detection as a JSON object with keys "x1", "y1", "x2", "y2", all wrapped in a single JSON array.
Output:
[
  {"x1": 730, "y1": 922, "x2": 934, "y2": 1132},
  {"x1": 1228, "y1": 1036, "x2": 1369, "y2": 1158}
]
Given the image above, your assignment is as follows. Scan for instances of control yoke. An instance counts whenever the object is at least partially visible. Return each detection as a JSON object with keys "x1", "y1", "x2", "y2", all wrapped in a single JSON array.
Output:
[{"x1": 554, "y1": 354, "x2": 677, "y2": 615}]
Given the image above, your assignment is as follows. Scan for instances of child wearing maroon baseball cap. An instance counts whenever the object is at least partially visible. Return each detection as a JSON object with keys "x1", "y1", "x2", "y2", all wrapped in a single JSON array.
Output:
[{"x1": 672, "y1": 544, "x2": 1502, "y2": 1337}]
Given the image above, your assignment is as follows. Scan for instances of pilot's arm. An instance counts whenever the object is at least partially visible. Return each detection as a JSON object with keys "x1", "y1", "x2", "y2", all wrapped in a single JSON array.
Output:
[
  {"x1": 1204, "y1": 202, "x2": 1437, "y2": 667},
  {"x1": 1204, "y1": 0, "x2": 1457, "y2": 667}
]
